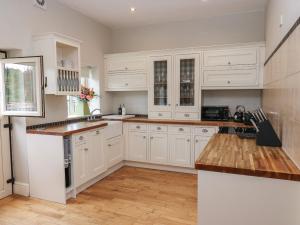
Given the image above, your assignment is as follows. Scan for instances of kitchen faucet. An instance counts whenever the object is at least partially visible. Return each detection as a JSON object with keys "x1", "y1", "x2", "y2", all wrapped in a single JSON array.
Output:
[{"x1": 88, "y1": 108, "x2": 102, "y2": 121}]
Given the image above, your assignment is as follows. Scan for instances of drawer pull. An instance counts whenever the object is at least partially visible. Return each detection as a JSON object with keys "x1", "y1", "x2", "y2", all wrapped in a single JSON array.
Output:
[
  {"x1": 195, "y1": 139, "x2": 199, "y2": 143},
  {"x1": 84, "y1": 148, "x2": 88, "y2": 151},
  {"x1": 184, "y1": 114, "x2": 190, "y2": 117},
  {"x1": 143, "y1": 136, "x2": 146, "y2": 139},
  {"x1": 79, "y1": 136, "x2": 84, "y2": 140},
  {"x1": 108, "y1": 144, "x2": 112, "y2": 147},
  {"x1": 187, "y1": 139, "x2": 190, "y2": 142},
  {"x1": 228, "y1": 61, "x2": 231, "y2": 65},
  {"x1": 125, "y1": 67, "x2": 128, "y2": 70},
  {"x1": 158, "y1": 113, "x2": 163, "y2": 117},
  {"x1": 125, "y1": 83, "x2": 129, "y2": 86},
  {"x1": 136, "y1": 125, "x2": 141, "y2": 129},
  {"x1": 96, "y1": 130, "x2": 100, "y2": 134},
  {"x1": 179, "y1": 128, "x2": 184, "y2": 131},
  {"x1": 227, "y1": 80, "x2": 231, "y2": 84},
  {"x1": 202, "y1": 129, "x2": 208, "y2": 133},
  {"x1": 150, "y1": 136, "x2": 154, "y2": 140},
  {"x1": 157, "y1": 127, "x2": 161, "y2": 130}
]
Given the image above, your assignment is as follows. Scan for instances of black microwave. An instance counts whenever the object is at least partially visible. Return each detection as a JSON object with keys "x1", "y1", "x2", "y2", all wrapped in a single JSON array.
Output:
[{"x1": 202, "y1": 106, "x2": 230, "y2": 121}]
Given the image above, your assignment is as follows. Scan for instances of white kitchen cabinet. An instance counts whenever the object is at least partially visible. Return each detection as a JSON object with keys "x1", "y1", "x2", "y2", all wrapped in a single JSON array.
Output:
[
  {"x1": 149, "y1": 133, "x2": 168, "y2": 164},
  {"x1": 203, "y1": 67, "x2": 258, "y2": 88},
  {"x1": 148, "y1": 55, "x2": 173, "y2": 118},
  {"x1": 88, "y1": 129, "x2": 106, "y2": 178},
  {"x1": 73, "y1": 129, "x2": 106, "y2": 188},
  {"x1": 104, "y1": 56, "x2": 147, "y2": 91},
  {"x1": 33, "y1": 33, "x2": 81, "y2": 95},
  {"x1": 168, "y1": 134, "x2": 191, "y2": 167},
  {"x1": 194, "y1": 136, "x2": 210, "y2": 162},
  {"x1": 203, "y1": 48, "x2": 257, "y2": 67},
  {"x1": 105, "y1": 136, "x2": 123, "y2": 168},
  {"x1": 174, "y1": 54, "x2": 200, "y2": 114},
  {"x1": 128, "y1": 131, "x2": 147, "y2": 162}
]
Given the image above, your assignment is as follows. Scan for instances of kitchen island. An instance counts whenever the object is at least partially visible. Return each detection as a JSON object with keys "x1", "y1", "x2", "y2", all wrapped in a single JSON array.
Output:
[{"x1": 195, "y1": 134, "x2": 300, "y2": 225}]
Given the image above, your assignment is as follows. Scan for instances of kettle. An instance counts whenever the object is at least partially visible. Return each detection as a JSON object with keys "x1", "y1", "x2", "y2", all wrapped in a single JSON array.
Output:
[{"x1": 234, "y1": 105, "x2": 246, "y2": 122}]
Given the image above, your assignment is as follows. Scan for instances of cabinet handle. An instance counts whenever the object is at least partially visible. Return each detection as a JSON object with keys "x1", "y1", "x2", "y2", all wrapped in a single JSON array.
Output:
[
  {"x1": 184, "y1": 114, "x2": 190, "y2": 117},
  {"x1": 158, "y1": 113, "x2": 163, "y2": 117},
  {"x1": 79, "y1": 136, "x2": 84, "y2": 140},
  {"x1": 125, "y1": 83, "x2": 129, "y2": 86},
  {"x1": 195, "y1": 139, "x2": 199, "y2": 143},
  {"x1": 150, "y1": 136, "x2": 154, "y2": 140},
  {"x1": 227, "y1": 80, "x2": 231, "y2": 84},
  {"x1": 45, "y1": 77, "x2": 48, "y2": 88},
  {"x1": 143, "y1": 136, "x2": 146, "y2": 139},
  {"x1": 136, "y1": 125, "x2": 140, "y2": 129},
  {"x1": 179, "y1": 128, "x2": 184, "y2": 131},
  {"x1": 168, "y1": 104, "x2": 171, "y2": 106},
  {"x1": 202, "y1": 129, "x2": 208, "y2": 133},
  {"x1": 108, "y1": 144, "x2": 112, "y2": 147},
  {"x1": 125, "y1": 67, "x2": 128, "y2": 70},
  {"x1": 187, "y1": 139, "x2": 190, "y2": 142},
  {"x1": 96, "y1": 130, "x2": 100, "y2": 134},
  {"x1": 84, "y1": 148, "x2": 88, "y2": 151},
  {"x1": 228, "y1": 61, "x2": 231, "y2": 65},
  {"x1": 157, "y1": 127, "x2": 161, "y2": 130},
  {"x1": 176, "y1": 103, "x2": 179, "y2": 106}
]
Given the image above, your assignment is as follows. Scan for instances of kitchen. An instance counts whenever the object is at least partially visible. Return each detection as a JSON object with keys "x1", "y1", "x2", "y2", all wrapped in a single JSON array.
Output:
[{"x1": 0, "y1": 0, "x2": 299, "y2": 225}]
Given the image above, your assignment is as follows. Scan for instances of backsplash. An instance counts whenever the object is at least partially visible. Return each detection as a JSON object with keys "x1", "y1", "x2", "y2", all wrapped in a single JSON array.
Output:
[{"x1": 263, "y1": 20, "x2": 300, "y2": 168}]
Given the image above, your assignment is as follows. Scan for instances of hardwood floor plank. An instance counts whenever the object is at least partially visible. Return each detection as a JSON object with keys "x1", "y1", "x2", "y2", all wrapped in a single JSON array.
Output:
[{"x1": 0, "y1": 166, "x2": 197, "y2": 225}]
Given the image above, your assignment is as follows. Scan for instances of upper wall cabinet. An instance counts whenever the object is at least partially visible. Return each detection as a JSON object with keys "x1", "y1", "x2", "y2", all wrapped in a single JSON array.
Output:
[
  {"x1": 202, "y1": 47, "x2": 264, "y2": 89},
  {"x1": 33, "y1": 33, "x2": 81, "y2": 95},
  {"x1": 0, "y1": 56, "x2": 45, "y2": 117},
  {"x1": 104, "y1": 56, "x2": 147, "y2": 91}
]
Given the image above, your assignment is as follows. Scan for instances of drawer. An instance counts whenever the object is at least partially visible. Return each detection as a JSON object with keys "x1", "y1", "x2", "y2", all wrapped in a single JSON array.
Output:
[
  {"x1": 149, "y1": 124, "x2": 168, "y2": 132},
  {"x1": 73, "y1": 133, "x2": 88, "y2": 145},
  {"x1": 203, "y1": 48, "x2": 257, "y2": 67},
  {"x1": 194, "y1": 127, "x2": 217, "y2": 136},
  {"x1": 105, "y1": 74, "x2": 147, "y2": 91},
  {"x1": 168, "y1": 126, "x2": 191, "y2": 133},
  {"x1": 148, "y1": 111, "x2": 172, "y2": 119},
  {"x1": 174, "y1": 112, "x2": 199, "y2": 120},
  {"x1": 203, "y1": 68, "x2": 258, "y2": 87},
  {"x1": 128, "y1": 123, "x2": 147, "y2": 131},
  {"x1": 106, "y1": 58, "x2": 146, "y2": 73}
]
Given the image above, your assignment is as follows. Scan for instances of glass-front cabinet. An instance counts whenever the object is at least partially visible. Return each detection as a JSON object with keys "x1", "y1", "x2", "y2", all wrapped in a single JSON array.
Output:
[
  {"x1": 149, "y1": 56, "x2": 172, "y2": 117},
  {"x1": 174, "y1": 54, "x2": 200, "y2": 115}
]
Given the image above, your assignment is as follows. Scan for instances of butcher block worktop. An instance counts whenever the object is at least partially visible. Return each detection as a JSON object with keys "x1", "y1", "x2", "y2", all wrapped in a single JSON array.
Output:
[
  {"x1": 195, "y1": 134, "x2": 300, "y2": 181},
  {"x1": 27, "y1": 121, "x2": 108, "y2": 136},
  {"x1": 123, "y1": 117, "x2": 251, "y2": 128}
]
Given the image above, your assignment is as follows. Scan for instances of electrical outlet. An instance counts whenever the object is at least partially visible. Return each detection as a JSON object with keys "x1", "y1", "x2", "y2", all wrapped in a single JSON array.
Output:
[{"x1": 33, "y1": 0, "x2": 47, "y2": 10}]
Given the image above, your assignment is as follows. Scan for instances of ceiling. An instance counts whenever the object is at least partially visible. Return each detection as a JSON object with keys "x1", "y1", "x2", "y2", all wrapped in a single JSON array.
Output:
[{"x1": 56, "y1": 0, "x2": 268, "y2": 29}]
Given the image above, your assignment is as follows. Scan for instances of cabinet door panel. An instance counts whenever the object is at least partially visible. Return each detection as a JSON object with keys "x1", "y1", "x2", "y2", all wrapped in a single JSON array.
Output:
[
  {"x1": 106, "y1": 136, "x2": 123, "y2": 168},
  {"x1": 149, "y1": 56, "x2": 172, "y2": 113},
  {"x1": 128, "y1": 132, "x2": 147, "y2": 162},
  {"x1": 88, "y1": 130, "x2": 106, "y2": 178},
  {"x1": 74, "y1": 143, "x2": 89, "y2": 187},
  {"x1": 149, "y1": 133, "x2": 168, "y2": 164},
  {"x1": 169, "y1": 134, "x2": 191, "y2": 167},
  {"x1": 174, "y1": 54, "x2": 200, "y2": 113},
  {"x1": 194, "y1": 136, "x2": 210, "y2": 162}
]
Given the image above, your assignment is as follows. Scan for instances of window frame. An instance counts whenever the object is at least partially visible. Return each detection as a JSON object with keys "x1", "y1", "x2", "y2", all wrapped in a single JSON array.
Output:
[{"x1": 0, "y1": 56, "x2": 45, "y2": 117}]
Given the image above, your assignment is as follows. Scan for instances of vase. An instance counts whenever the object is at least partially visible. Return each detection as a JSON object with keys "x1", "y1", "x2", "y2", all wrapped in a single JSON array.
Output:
[{"x1": 82, "y1": 101, "x2": 90, "y2": 116}]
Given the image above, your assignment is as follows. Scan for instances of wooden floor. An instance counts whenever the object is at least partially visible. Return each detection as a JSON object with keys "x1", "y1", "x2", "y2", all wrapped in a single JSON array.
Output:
[{"x1": 0, "y1": 166, "x2": 197, "y2": 225}]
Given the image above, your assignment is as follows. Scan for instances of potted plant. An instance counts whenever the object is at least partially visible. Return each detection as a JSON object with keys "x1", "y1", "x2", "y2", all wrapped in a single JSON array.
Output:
[{"x1": 77, "y1": 85, "x2": 97, "y2": 115}]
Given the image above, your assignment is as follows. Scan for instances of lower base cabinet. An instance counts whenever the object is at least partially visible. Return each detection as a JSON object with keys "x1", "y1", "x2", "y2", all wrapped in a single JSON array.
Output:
[
  {"x1": 194, "y1": 136, "x2": 211, "y2": 162},
  {"x1": 128, "y1": 131, "x2": 147, "y2": 162},
  {"x1": 168, "y1": 134, "x2": 191, "y2": 167},
  {"x1": 105, "y1": 135, "x2": 123, "y2": 168},
  {"x1": 149, "y1": 133, "x2": 168, "y2": 164},
  {"x1": 73, "y1": 129, "x2": 106, "y2": 188}
]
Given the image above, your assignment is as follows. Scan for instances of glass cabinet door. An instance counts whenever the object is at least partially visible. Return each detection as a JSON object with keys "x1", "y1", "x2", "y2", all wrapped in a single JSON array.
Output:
[
  {"x1": 150, "y1": 56, "x2": 172, "y2": 111},
  {"x1": 0, "y1": 56, "x2": 45, "y2": 117},
  {"x1": 175, "y1": 54, "x2": 199, "y2": 112}
]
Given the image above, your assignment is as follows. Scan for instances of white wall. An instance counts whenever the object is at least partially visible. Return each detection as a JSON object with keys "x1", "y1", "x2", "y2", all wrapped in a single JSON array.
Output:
[
  {"x1": 111, "y1": 11, "x2": 265, "y2": 53},
  {"x1": 0, "y1": 0, "x2": 112, "y2": 187},
  {"x1": 265, "y1": 0, "x2": 300, "y2": 58},
  {"x1": 202, "y1": 90, "x2": 262, "y2": 114}
]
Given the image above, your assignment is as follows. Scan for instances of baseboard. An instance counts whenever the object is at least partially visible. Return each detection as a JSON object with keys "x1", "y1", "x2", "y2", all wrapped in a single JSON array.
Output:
[
  {"x1": 14, "y1": 182, "x2": 29, "y2": 196},
  {"x1": 125, "y1": 161, "x2": 197, "y2": 174}
]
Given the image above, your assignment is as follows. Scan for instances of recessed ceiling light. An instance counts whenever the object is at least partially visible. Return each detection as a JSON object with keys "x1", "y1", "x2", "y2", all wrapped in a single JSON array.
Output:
[{"x1": 130, "y1": 7, "x2": 136, "y2": 13}]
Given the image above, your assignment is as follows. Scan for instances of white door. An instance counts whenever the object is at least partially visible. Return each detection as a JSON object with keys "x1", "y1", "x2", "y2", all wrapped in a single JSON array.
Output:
[
  {"x1": 149, "y1": 133, "x2": 168, "y2": 164},
  {"x1": 105, "y1": 136, "x2": 123, "y2": 168},
  {"x1": 174, "y1": 54, "x2": 200, "y2": 113},
  {"x1": 169, "y1": 134, "x2": 191, "y2": 167},
  {"x1": 0, "y1": 116, "x2": 12, "y2": 199},
  {"x1": 74, "y1": 141, "x2": 89, "y2": 187},
  {"x1": 128, "y1": 131, "x2": 147, "y2": 162},
  {"x1": 194, "y1": 136, "x2": 210, "y2": 162},
  {"x1": 148, "y1": 56, "x2": 173, "y2": 113},
  {"x1": 88, "y1": 129, "x2": 106, "y2": 178}
]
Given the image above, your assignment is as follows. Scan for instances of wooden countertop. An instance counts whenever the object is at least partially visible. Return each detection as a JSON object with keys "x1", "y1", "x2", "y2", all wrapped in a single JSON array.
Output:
[
  {"x1": 27, "y1": 121, "x2": 108, "y2": 136},
  {"x1": 195, "y1": 134, "x2": 300, "y2": 181},
  {"x1": 123, "y1": 117, "x2": 252, "y2": 128}
]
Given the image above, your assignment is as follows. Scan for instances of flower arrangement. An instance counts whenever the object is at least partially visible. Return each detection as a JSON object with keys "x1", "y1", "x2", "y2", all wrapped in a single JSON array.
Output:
[{"x1": 78, "y1": 85, "x2": 96, "y2": 102}]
